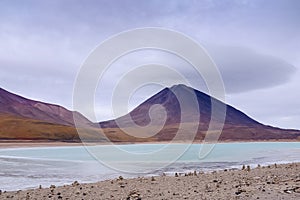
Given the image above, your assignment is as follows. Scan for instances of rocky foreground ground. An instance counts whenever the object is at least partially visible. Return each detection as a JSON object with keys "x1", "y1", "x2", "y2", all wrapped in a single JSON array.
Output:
[{"x1": 1, "y1": 163, "x2": 300, "y2": 200}]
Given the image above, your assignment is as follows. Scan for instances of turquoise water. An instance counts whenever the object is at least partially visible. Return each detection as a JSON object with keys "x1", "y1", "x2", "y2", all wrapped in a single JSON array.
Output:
[{"x1": 0, "y1": 142, "x2": 300, "y2": 191}]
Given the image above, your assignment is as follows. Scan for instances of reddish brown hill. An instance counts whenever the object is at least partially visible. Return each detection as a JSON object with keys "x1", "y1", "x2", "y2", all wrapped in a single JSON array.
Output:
[
  {"x1": 0, "y1": 87, "x2": 92, "y2": 127},
  {"x1": 0, "y1": 87, "x2": 104, "y2": 142}
]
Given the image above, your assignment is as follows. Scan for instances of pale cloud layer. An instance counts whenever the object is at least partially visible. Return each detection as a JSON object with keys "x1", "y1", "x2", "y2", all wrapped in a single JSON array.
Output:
[{"x1": 0, "y1": 0, "x2": 299, "y2": 129}]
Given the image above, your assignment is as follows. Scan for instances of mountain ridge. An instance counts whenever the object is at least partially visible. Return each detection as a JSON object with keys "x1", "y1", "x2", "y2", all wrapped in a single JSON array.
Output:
[{"x1": 1, "y1": 85, "x2": 300, "y2": 142}]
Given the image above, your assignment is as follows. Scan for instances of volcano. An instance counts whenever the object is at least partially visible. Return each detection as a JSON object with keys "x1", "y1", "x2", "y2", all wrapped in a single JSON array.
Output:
[{"x1": 100, "y1": 84, "x2": 300, "y2": 142}]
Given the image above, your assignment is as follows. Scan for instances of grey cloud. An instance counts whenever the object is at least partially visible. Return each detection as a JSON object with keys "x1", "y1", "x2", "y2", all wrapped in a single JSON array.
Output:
[
  {"x1": 92, "y1": 44, "x2": 297, "y2": 97},
  {"x1": 205, "y1": 45, "x2": 297, "y2": 93},
  {"x1": 226, "y1": 71, "x2": 300, "y2": 129}
]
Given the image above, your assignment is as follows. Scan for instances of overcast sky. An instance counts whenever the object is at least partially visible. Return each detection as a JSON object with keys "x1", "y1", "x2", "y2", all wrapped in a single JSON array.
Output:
[{"x1": 1, "y1": 0, "x2": 299, "y2": 129}]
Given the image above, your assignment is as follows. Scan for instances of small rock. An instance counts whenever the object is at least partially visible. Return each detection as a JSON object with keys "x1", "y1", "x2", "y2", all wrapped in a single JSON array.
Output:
[
  {"x1": 284, "y1": 189, "x2": 292, "y2": 194},
  {"x1": 294, "y1": 187, "x2": 300, "y2": 193},
  {"x1": 39, "y1": 185, "x2": 42, "y2": 189},
  {"x1": 246, "y1": 165, "x2": 251, "y2": 172},
  {"x1": 193, "y1": 170, "x2": 197, "y2": 176},
  {"x1": 119, "y1": 176, "x2": 124, "y2": 181},
  {"x1": 151, "y1": 176, "x2": 155, "y2": 181},
  {"x1": 205, "y1": 184, "x2": 213, "y2": 192},
  {"x1": 240, "y1": 189, "x2": 246, "y2": 192},
  {"x1": 128, "y1": 190, "x2": 141, "y2": 200},
  {"x1": 72, "y1": 181, "x2": 80, "y2": 186},
  {"x1": 50, "y1": 185, "x2": 56, "y2": 189},
  {"x1": 236, "y1": 188, "x2": 246, "y2": 195},
  {"x1": 175, "y1": 173, "x2": 179, "y2": 177}
]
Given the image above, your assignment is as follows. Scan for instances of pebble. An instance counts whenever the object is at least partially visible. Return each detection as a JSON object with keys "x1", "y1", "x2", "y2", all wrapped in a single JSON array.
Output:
[
  {"x1": 72, "y1": 181, "x2": 80, "y2": 186},
  {"x1": 242, "y1": 165, "x2": 246, "y2": 170},
  {"x1": 127, "y1": 190, "x2": 141, "y2": 200},
  {"x1": 284, "y1": 189, "x2": 292, "y2": 194},
  {"x1": 246, "y1": 165, "x2": 251, "y2": 172}
]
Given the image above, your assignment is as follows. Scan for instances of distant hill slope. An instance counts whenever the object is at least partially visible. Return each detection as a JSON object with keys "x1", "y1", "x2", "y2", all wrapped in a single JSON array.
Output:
[
  {"x1": 100, "y1": 84, "x2": 300, "y2": 142},
  {"x1": 0, "y1": 88, "x2": 92, "y2": 127},
  {"x1": 0, "y1": 87, "x2": 105, "y2": 142}
]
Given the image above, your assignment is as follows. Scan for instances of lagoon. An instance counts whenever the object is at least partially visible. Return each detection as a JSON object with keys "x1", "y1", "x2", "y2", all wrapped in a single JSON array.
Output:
[{"x1": 0, "y1": 142, "x2": 300, "y2": 191}]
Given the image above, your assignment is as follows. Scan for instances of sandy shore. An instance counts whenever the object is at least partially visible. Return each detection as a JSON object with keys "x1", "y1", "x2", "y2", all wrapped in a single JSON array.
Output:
[
  {"x1": 0, "y1": 163, "x2": 299, "y2": 200},
  {"x1": 0, "y1": 141, "x2": 85, "y2": 149},
  {"x1": 1, "y1": 139, "x2": 299, "y2": 149}
]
